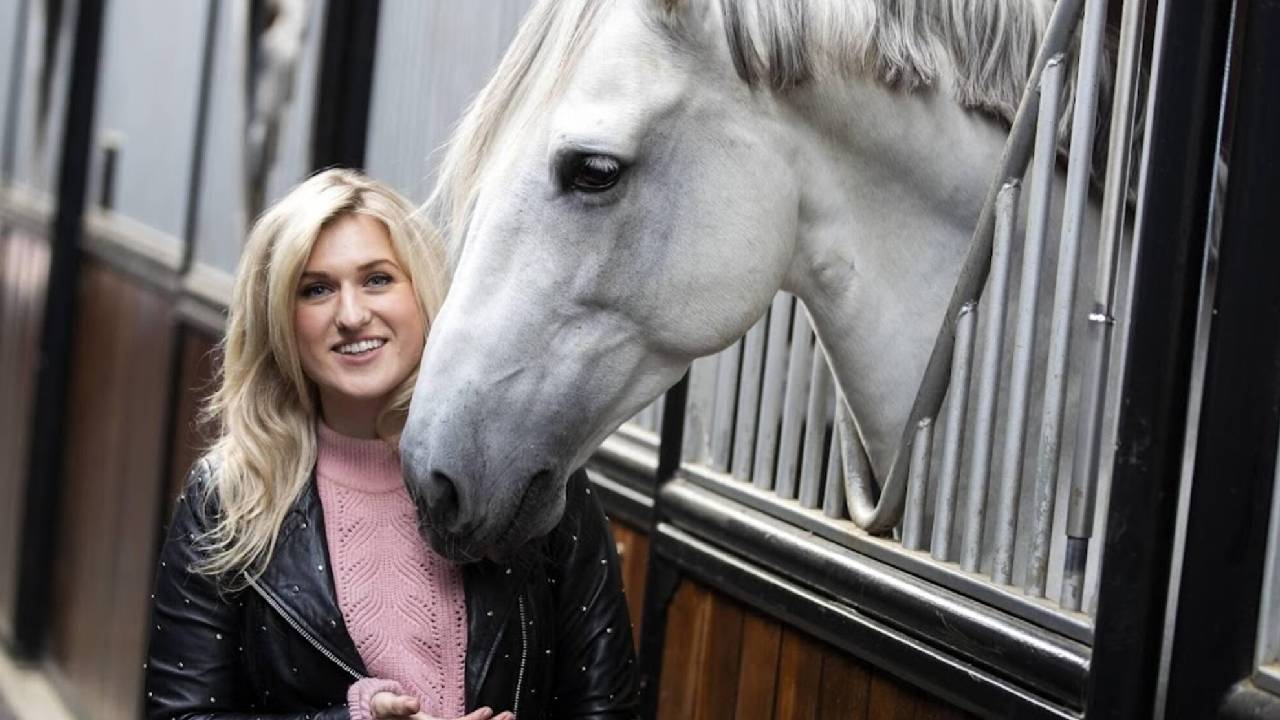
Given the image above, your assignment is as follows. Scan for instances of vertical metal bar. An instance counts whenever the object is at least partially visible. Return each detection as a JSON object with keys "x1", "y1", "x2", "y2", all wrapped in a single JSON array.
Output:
[
  {"x1": 961, "y1": 181, "x2": 1021, "y2": 572},
  {"x1": 13, "y1": 0, "x2": 106, "y2": 659},
  {"x1": 775, "y1": 307, "x2": 814, "y2": 500},
  {"x1": 681, "y1": 355, "x2": 719, "y2": 464},
  {"x1": 902, "y1": 419, "x2": 935, "y2": 551},
  {"x1": 823, "y1": 416, "x2": 845, "y2": 518},
  {"x1": 932, "y1": 302, "x2": 977, "y2": 561},
  {"x1": 798, "y1": 347, "x2": 833, "y2": 509},
  {"x1": 1028, "y1": 2, "x2": 1110, "y2": 599},
  {"x1": 653, "y1": 393, "x2": 665, "y2": 437},
  {"x1": 709, "y1": 340, "x2": 742, "y2": 471},
  {"x1": 753, "y1": 294, "x2": 792, "y2": 490},
  {"x1": 731, "y1": 316, "x2": 767, "y2": 480},
  {"x1": 991, "y1": 57, "x2": 1066, "y2": 586},
  {"x1": 1064, "y1": 0, "x2": 1151, "y2": 611},
  {"x1": 1085, "y1": 0, "x2": 1231, "y2": 709}
]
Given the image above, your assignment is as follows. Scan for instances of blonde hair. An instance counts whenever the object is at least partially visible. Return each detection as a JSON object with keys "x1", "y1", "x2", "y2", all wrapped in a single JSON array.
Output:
[{"x1": 195, "y1": 168, "x2": 446, "y2": 584}]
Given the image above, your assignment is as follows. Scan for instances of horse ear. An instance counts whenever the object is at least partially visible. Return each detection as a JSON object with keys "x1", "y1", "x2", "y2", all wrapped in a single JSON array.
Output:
[{"x1": 647, "y1": 0, "x2": 719, "y2": 47}]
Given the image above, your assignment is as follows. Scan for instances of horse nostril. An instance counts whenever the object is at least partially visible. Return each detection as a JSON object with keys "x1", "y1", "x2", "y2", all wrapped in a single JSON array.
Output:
[{"x1": 426, "y1": 470, "x2": 461, "y2": 530}]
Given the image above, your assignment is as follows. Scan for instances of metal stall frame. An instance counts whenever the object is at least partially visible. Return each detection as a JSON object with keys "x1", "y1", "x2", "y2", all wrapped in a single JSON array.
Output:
[
  {"x1": 631, "y1": 0, "x2": 1240, "y2": 717},
  {"x1": 1160, "y1": 0, "x2": 1280, "y2": 716},
  {"x1": 12, "y1": 0, "x2": 106, "y2": 661}
]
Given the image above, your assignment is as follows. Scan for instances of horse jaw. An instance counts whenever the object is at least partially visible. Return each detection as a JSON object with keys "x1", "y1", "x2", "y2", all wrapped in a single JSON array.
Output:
[{"x1": 781, "y1": 77, "x2": 1011, "y2": 479}]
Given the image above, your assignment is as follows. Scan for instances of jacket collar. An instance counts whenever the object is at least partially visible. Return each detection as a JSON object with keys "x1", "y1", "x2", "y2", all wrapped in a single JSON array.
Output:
[{"x1": 256, "y1": 474, "x2": 369, "y2": 677}]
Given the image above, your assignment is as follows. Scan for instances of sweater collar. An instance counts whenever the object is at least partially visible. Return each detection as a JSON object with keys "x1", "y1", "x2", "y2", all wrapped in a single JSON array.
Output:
[{"x1": 315, "y1": 421, "x2": 403, "y2": 493}]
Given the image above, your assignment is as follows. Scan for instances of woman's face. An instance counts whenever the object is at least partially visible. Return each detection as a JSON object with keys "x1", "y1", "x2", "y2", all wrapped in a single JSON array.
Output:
[{"x1": 293, "y1": 213, "x2": 426, "y2": 436}]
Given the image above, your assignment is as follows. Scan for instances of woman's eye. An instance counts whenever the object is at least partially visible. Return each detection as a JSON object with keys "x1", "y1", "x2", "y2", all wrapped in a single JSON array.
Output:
[
  {"x1": 562, "y1": 154, "x2": 624, "y2": 193},
  {"x1": 300, "y1": 283, "x2": 330, "y2": 299},
  {"x1": 366, "y1": 273, "x2": 393, "y2": 288}
]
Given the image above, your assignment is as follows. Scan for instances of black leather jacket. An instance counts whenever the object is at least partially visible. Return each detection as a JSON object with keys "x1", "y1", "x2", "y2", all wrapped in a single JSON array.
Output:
[{"x1": 145, "y1": 460, "x2": 638, "y2": 720}]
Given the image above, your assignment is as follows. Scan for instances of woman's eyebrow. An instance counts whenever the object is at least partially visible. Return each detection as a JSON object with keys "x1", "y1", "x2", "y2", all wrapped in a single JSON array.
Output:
[{"x1": 299, "y1": 258, "x2": 401, "y2": 281}]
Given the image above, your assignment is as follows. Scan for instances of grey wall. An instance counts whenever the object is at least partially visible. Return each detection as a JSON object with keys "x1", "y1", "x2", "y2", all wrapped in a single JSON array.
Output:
[
  {"x1": 11, "y1": 0, "x2": 77, "y2": 195},
  {"x1": 87, "y1": 0, "x2": 210, "y2": 239},
  {"x1": 364, "y1": 0, "x2": 533, "y2": 202},
  {"x1": 0, "y1": 0, "x2": 29, "y2": 182},
  {"x1": 191, "y1": 0, "x2": 327, "y2": 277}
]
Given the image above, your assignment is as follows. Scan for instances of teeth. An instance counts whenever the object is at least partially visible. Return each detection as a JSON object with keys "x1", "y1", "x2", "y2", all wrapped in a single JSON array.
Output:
[{"x1": 336, "y1": 339, "x2": 386, "y2": 355}]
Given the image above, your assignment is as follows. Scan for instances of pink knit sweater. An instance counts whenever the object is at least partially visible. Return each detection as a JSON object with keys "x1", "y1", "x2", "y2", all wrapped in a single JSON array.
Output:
[{"x1": 314, "y1": 423, "x2": 467, "y2": 720}]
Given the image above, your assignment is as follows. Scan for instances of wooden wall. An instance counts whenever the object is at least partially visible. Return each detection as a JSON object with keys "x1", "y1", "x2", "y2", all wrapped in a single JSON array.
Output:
[
  {"x1": 48, "y1": 258, "x2": 174, "y2": 720},
  {"x1": 0, "y1": 227, "x2": 51, "y2": 646},
  {"x1": 656, "y1": 581, "x2": 972, "y2": 720}
]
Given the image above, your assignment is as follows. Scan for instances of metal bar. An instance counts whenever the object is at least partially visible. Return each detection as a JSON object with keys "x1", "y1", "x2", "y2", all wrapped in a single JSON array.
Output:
[
  {"x1": 902, "y1": 419, "x2": 934, "y2": 551},
  {"x1": 798, "y1": 348, "x2": 833, "y2": 509},
  {"x1": 1159, "y1": 0, "x2": 1280, "y2": 713},
  {"x1": 1084, "y1": 0, "x2": 1233, "y2": 710},
  {"x1": 1029, "y1": 1, "x2": 1109, "y2": 599},
  {"x1": 13, "y1": 0, "x2": 107, "y2": 659},
  {"x1": 932, "y1": 301, "x2": 977, "y2": 561},
  {"x1": 709, "y1": 340, "x2": 742, "y2": 471},
  {"x1": 823, "y1": 420, "x2": 845, "y2": 518},
  {"x1": 731, "y1": 315, "x2": 767, "y2": 480},
  {"x1": 775, "y1": 306, "x2": 814, "y2": 500},
  {"x1": 1064, "y1": 0, "x2": 1152, "y2": 595},
  {"x1": 753, "y1": 294, "x2": 792, "y2": 490},
  {"x1": 681, "y1": 354, "x2": 719, "y2": 464},
  {"x1": 992, "y1": 55, "x2": 1066, "y2": 587},
  {"x1": 961, "y1": 182, "x2": 1021, "y2": 572},
  {"x1": 682, "y1": 464, "x2": 1095, "y2": 645}
]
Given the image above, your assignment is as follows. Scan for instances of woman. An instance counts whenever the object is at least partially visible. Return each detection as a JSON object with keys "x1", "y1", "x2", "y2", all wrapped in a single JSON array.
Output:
[{"x1": 146, "y1": 169, "x2": 637, "y2": 720}]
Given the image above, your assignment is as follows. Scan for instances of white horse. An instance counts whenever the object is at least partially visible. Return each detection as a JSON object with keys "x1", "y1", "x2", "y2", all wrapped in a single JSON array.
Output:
[{"x1": 400, "y1": 0, "x2": 1104, "y2": 562}]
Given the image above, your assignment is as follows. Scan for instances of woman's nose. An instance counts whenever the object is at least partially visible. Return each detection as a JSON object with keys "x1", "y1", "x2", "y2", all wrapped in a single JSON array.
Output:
[{"x1": 335, "y1": 289, "x2": 371, "y2": 330}]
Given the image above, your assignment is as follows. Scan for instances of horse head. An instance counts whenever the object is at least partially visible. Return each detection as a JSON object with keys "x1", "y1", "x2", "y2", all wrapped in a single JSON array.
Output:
[
  {"x1": 401, "y1": 0, "x2": 1029, "y2": 561},
  {"x1": 400, "y1": 0, "x2": 813, "y2": 561}
]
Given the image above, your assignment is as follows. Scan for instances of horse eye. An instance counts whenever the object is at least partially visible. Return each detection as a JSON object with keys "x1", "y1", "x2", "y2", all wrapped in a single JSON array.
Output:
[{"x1": 564, "y1": 154, "x2": 623, "y2": 193}]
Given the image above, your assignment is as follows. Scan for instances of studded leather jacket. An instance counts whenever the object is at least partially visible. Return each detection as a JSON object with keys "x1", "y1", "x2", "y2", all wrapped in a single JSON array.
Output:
[{"x1": 145, "y1": 461, "x2": 638, "y2": 720}]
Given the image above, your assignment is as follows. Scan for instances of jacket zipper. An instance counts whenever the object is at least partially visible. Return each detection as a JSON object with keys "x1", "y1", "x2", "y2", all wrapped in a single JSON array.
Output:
[
  {"x1": 513, "y1": 593, "x2": 528, "y2": 717},
  {"x1": 247, "y1": 577, "x2": 364, "y2": 682}
]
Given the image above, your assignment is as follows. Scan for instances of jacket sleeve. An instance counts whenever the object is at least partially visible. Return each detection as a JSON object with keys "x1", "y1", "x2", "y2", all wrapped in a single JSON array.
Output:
[
  {"x1": 549, "y1": 470, "x2": 640, "y2": 719},
  {"x1": 144, "y1": 460, "x2": 348, "y2": 720}
]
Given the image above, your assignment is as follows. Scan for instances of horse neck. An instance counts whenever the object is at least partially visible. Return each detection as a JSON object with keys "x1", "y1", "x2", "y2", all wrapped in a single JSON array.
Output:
[{"x1": 779, "y1": 74, "x2": 1013, "y2": 479}]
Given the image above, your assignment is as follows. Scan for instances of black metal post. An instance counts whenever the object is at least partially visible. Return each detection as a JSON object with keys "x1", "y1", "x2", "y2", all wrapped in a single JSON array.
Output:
[
  {"x1": 1084, "y1": 0, "x2": 1234, "y2": 715},
  {"x1": 636, "y1": 373, "x2": 687, "y2": 719},
  {"x1": 1163, "y1": 0, "x2": 1280, "y2": 716},
  {"x1": 13, "y1": 0, "x2": 107, "y2": 659},
  {"x1": 311, "y1": 0, "x2": 380, "y2": 171}
]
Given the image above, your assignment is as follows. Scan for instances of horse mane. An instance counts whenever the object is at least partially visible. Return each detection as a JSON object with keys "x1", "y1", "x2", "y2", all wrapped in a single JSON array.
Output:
[
  {"x1": 683, "y1": 0, "x2": 1114, "y2": 165},
  {"x1": 427, "y1": 0, "x2": 1116, "y2": 270}
]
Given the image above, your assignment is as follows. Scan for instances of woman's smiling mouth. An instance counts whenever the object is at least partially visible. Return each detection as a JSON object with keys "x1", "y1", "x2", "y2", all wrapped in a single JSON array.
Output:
[{"x1": 334, "y1": 338, "x2": 387, "y2": 356}]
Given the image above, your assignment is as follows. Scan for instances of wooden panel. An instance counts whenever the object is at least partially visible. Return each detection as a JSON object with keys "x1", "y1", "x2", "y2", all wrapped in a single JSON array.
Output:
[
  {"x1": 817, "y1": 647, "x2": 872, "y2": 717},
  {"x1": 660, "y1": 580, "x2": 972, "y2": 720},
  {"x1": 734, "y1": 612, "x2": 782, "y2": 720},
  {"x1": 610, "y1": 520, "x2": 649, "y2": 647},
  {"x1": 656, "y1": 580, "x2": 748, "y2": 720},
  {"x1": 165, "y1": 327, "x2": 219, "y2": 510},
  {"x1": 49, "y1": 259, "x2": 175, "y2": 720},
  {"x1": 0, "y1": 228, "x2": 51, "y2": 643},
  {"x1": 774, "y1": 629, "x2": 822, "y2": 720}
]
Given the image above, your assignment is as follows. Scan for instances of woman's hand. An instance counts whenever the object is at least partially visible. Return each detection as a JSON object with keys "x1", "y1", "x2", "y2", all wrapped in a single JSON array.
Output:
[{"x1": 369, "y1": 692, "x2": 515, "y2": 720}]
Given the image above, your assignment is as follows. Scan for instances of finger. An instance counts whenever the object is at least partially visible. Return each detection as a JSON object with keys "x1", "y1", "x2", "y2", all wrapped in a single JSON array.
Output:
[
  {"x1": 493, "y1": 712, "x2": 516, "y2": 720},
  {"x1": 457, "y1": 707, "x2": 496, "y2": 720},
  {"x1": 371, "y1": 692, "x2": 420, "y2": 718}
]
